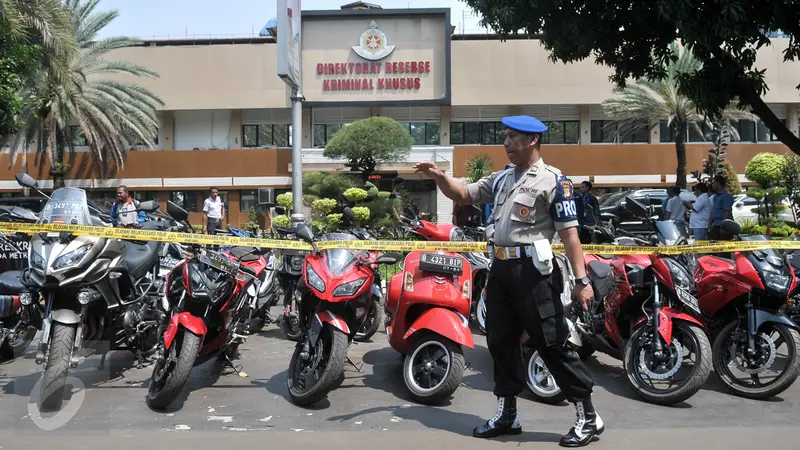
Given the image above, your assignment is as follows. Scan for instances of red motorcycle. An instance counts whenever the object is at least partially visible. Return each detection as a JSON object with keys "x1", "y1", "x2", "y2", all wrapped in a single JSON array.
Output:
[
  {"x1": 397, "y1": 212, "x2": 490, "y2": 333},
  {"x1": 525, "y1": 198, "x2": 712, "y2": 406},
  {"x1": 286, "y1": 209, "x2": 400, "y2": 406},
  {"x1": 146, "y1": 201, "x2": 269, "y2": 410},
  {"x1": 692, "y1": 220, "x2": 800, "y2": 399},
  {"x1": 385, "y1": 250, "x2": 473, "y2": 404}
]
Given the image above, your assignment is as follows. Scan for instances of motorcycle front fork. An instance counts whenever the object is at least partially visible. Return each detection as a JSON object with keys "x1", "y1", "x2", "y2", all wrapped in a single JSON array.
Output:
[{"x1": 650, "y1": 277, "x2": 665, "y2": 359}]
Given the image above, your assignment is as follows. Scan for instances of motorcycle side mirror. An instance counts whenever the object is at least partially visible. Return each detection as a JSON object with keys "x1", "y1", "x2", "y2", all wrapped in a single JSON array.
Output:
[
  {"x1": 15, "y1": 172, "x2": 38, "y2": 189},
  {"x1": 377, "y1": 252, "x2": 402, "y2": 265},
  {"x1": 295, "y1": 222, "x2": 315, "y2": 243},
  {"x1": 137, "y1": 200, "x2": 160, "y2": 213},
  {"x1": 343, "y1": 207, "x2": 356, "y2": 221},
  {"x1": 720, "y1": 219, "x2": 741, "y2": 236},
  {"x1": 274, "y1": 206, "x2": 286, "y2": 215},
  {"x1": 389, "y1": 193, "x2": 397, "y2": 199},
  {"x1": 166, "y1": 200, "x2": 189, "y2": 222}
]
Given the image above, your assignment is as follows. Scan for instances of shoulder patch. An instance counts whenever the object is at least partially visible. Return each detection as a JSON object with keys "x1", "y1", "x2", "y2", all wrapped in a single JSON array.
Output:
[{"x1": 550, "y1": 175, "x2": 578, "y2": 223}]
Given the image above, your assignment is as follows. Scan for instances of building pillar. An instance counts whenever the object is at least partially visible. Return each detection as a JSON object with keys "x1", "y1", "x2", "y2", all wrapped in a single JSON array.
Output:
[
  {"x1": 440, "y1": 106, "x2": 451, "y2": 146},
  {"x1": 650, "y1": 120, "x2": 660, "y2": 143},
  {"x1": 160, "y1": 111, "x2": 174, "y2": 150},
  {"x1": 579, "y1": 105, "x2": 591, "y2": 144},
  {"x1": 229, "y1": 109, "x2": 242, "y2": 148},
  {"x1": 302, "y1": 107, "x2": 312, "y2": 148},
  {"x1": 788, "y1": 103, "x2": 799, "y2": 137},
  {"x1": 435, "y1": 148, "x2": 456, "y2": 225}
]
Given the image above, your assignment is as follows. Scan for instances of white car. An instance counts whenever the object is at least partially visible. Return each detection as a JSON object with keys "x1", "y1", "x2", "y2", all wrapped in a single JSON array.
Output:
[{"x1": 732, "y1": 194, "x2": 797, "y2": 224}]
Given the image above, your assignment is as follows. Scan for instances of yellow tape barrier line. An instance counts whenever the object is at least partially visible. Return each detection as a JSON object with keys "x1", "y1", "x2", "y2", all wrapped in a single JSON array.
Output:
[{"x1": 1, "y1": 222, "x2": 799, "y2": 255}]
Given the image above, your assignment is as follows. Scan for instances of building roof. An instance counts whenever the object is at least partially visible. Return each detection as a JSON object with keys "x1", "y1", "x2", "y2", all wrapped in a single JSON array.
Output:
[{"x1": 340, "y1": 1, "x2": 382, "y2": 9}]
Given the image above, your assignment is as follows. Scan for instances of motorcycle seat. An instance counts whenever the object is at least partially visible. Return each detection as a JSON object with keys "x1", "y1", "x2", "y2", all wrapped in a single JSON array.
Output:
[
  {"x1": 229, "y1": 246, "x2": 260, "y2": 262},
  {"x1": 0, "y1": 270, "x2": 25, "y2": 295},
  {"x1": 123, "y1": 241, "x2": 160, "y2": 279}
]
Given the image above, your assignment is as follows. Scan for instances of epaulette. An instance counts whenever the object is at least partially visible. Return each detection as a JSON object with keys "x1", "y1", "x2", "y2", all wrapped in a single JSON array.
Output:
[{"x1": 544, "y1": 164, "x2": 563, "y2": 176}]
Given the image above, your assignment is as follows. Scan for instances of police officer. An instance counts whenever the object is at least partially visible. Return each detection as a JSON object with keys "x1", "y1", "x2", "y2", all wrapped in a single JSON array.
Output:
[{"x1": 414, "y1": 116, "x2": 603, "y2": 448}]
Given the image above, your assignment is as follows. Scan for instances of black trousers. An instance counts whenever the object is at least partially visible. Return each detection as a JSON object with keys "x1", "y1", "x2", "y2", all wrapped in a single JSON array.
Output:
[
  {"x1": 485, "y1": 257, "x2": 594, "y2": 402},
  {"x1": 207, "y1": 218, "x2": 222, "y2": 235}
]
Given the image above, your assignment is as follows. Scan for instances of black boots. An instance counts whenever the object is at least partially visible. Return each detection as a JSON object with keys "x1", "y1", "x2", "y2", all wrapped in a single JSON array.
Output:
[
  {"x1": 473, "y1": 396, "x2": 522, "y2": 438},
  {"x1": 559, "y1": 396, "x2": 604, "y2": 447}
]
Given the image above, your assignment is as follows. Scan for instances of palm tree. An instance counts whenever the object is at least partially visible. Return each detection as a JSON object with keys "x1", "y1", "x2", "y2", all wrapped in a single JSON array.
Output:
[
  {"x1": 0, "y1": 0, "x2": 78, "y2": 85},
  {"x1": 601, "y1": 41, "x2": 756, "y2": 189},
  {"x1": 4, "y1": 0, "x2": 163, "y2": 187}
]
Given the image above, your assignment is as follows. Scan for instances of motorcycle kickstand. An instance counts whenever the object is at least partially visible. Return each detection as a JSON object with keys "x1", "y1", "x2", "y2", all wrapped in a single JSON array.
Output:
[
  {"x1": 136, "y1": 348, "x2": 145, "y2": 370},
  {"x1": 222, "y1": 353, "x2": 244, "y2": 376},
  {"x1": 345, "y1": 355, "x2": 363, "y2": 372},
  {"x1": 98, "y1": 352, "x2": 107, "y2": 370}
]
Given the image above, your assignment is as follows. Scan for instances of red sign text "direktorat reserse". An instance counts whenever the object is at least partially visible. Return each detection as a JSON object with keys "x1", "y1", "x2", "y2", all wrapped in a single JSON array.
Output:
[{"x1": 316, "y1": 61, "x2": 431, "y2": 92}]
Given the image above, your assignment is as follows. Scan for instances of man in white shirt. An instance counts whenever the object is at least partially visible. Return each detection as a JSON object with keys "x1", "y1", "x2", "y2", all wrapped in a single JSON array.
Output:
[
  {"x1": 202, "y1": 187, "x2": 225, "y2": 234},
  {"x1": 688, "y1": 183, "x2": 711, "y2": 240},
  {"x1": 666, "y1": 186, "x2": 687, "y2": 223}
]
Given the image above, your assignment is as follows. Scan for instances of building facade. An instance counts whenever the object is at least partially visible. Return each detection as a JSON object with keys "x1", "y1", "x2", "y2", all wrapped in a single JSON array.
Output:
[{"x1": 2, "y1": 6, "x2": 800, "y2": 226}]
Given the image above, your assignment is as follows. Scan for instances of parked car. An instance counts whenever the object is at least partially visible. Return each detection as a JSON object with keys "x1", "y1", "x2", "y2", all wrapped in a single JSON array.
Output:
[
  {"x1": 732, "y1": 194, "x2": 798, "y2": 225},
  {"x1": 599, "y1": 188, "x2": 695, "y2": 234}
]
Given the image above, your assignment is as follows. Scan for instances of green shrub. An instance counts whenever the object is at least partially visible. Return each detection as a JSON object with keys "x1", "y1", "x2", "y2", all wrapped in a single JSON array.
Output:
[
  {"x1": 272, "y1": 215, "x2": 291, "y2": 227},
  {"x1": 312, "y1": 198, "x2": 337, "y2": 215},
  {"x1": 745, "y1": 153, "x2": 786, "y2": 188},
  {"x1": 343, "y1": 187, "x2": 369, "y2": 202},
  {"x1": 276, "y1": 193, "x2": 293, "y2": 208},
  {"x1": 352, "y1": 206, "x2": 370, "y2": 222},
  {"x1": 326, "y1": 213, "x2": 343, "y2": 229},
  {"x1": 377, "y1": 191, "x2": 391, "y2": 199}
]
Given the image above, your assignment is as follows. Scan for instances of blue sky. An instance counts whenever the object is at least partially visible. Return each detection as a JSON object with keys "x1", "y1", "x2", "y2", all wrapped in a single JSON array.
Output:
[{"x1": 95, "y1": 0, "x2": 490, "y2": 40}]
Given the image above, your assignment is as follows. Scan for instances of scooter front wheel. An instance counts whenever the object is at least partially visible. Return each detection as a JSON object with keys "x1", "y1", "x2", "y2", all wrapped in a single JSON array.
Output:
[
  {"x1": 523, "y1": 347, "x2": 566, "y2": 404},
  {"x1": 287, "y1": 325, "x2": 348, "y2": 406},
  {"x1": 403, "y1": 334, "x2": 465, "y2": 405},
  {"x1": 146, "y1": 330, "x2": 201, "y2": 410}
]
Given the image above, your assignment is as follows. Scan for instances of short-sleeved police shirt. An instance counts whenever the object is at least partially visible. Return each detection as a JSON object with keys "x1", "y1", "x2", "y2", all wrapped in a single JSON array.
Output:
[{"x1": 465, "y1": 158, "x2": 579, "y2": 247}]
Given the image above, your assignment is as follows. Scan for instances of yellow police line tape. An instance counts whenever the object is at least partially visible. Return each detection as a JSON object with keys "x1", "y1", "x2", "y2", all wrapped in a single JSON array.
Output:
[{"x1": 1, "y1": 222, "x2": 799, "y2": 255}]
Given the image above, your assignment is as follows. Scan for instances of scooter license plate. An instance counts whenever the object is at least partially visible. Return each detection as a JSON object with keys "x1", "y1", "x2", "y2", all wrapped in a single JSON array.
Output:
[
  {"x1": 419, "y1": 253, "x2": 463, "y2": 276},
  {"x1": 675, "y1": 286, "x2": 701, "y2": 315}
]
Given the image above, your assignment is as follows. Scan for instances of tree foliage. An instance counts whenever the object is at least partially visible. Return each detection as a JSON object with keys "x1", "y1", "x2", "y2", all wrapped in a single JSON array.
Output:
[
  {"x1": 0, "y1": 22, "x2": 40, "y2": 137},
  {"x1": 745, "y1": 152, "x2": 786, "y2": 188},
  {"x1": 463, "y1": 0, "x2": 800, "y2": 155},
  {"x1": 323, "y1": 116, "x2": 413, "y2": 180}
]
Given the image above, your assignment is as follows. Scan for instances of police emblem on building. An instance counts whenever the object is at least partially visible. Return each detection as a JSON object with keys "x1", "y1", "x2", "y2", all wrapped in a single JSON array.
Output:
[{"x1": 351, "y1": 20, "x2": 396, "y2": 61}]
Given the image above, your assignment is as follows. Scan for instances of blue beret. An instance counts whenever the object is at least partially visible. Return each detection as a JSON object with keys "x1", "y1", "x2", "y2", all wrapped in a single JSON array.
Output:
[{"x1": 501, "y1": 115, "x2": 548, "y2": 134}]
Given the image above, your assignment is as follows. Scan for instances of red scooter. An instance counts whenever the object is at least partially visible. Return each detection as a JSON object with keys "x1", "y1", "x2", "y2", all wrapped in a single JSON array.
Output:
[
  {"x1": 397, "y1": 212, "x2": 490, "y2": 333},
  {"x1": 286, "y1": 208, "x2": 400, "y2": 406},
  {"x1": 385, "y1": 250, "x2": 473, "y2": 404},
  {"x1": 146, "y1": 201, "x2": 269, "y2": 410}
]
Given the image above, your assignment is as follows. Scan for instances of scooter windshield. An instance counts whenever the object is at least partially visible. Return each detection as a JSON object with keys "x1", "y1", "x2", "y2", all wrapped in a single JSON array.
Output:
[
  {"x1": 320, "y1": 232, "x2": 361, "y2": 275},
  {"x1": 656, "y1": 220, "x2": 687, "y2": 246},
  {"x1": 38, "y1": 187, "x2": 92, "y2": 226}
]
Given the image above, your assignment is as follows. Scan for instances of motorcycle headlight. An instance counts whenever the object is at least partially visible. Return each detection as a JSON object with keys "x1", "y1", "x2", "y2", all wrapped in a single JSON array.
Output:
[
  {"x1": 332, "y1": 277, "x2": 367, "y2": 297},
  {"x1": 53, "y1": 245, "x2": 91, "y2": 270},
  {"x1": 290, "y1": 255, "x2": 303, "y2": 270},
  {"x1": 664, "y1": 259, "x2": 691, "y2": 289},
  {"x1": 305, "y1": 263, "x2": 325, "y2": 293},
  {"x1": 764, "y1": 271, "x2": 791, "y2": 292},
  {"x1": 450, "y1": 227, "x2": 465, "y2": 241},
  {"x1": 30, "y1": 250, "x2": 45, "y2": 271}
]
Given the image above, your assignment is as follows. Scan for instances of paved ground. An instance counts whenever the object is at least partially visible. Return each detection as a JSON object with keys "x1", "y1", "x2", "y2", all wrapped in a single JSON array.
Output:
[{"x1": 0, "y1": 312, "x2": 798, "y2": 449}]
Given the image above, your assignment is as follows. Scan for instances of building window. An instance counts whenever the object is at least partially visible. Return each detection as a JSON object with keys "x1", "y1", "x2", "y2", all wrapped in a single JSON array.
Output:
[
  {"x1": 68, "y1": 125, "x2": 87, "y2": 146},
  {"x1": 240, "y1": 189, "x2": 270, "y2": 212},
  {"x1": 313, "y1": 124, "x2": 343, "y2": 147},
  {"x1": 398, "y1": 122, "x2": 440, "y2": 145},
  {"x1": 242, "y1": 124, "x2": 292, "y2": 148},
  {"x1": 171, "y1": 191, "x2": 199, "y2": 213},
  {"x1": 731, "y1": 119, "x2": 787, "y2": 142},
  {"x1": 541, "y1": 121, "x2": 580, "y2": 144},
  {"x1": 449, "y1": 122, "x2": 503, "y2": 145},
  {"x1": 591, "y1": 120, "x2": 649, "y2": 143},
  {"x1": 133, "y1": 191, "x2": 159, "y2": 202}
]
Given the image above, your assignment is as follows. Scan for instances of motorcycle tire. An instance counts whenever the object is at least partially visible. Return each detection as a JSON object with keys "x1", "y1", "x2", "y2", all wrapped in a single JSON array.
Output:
[
  {"x1": 475, "y1": 295, "x2": 487, "y2": 335},
  {"x1": 0, "y1": 320, "x2": 37, "y2": 360},
  {"x1": 624, "y1": 320, "x2": 711, "y2": 406},
  {"x1": 354, "y1": 298, "x2": 382, "y2": 342},
  {"x1": 403, "y1": 333, "x2": 465, "y2": 405},
  {"x1": 712, "y1": 320, "x2": 800, "y2": 400},
  {"x1": 522, "y1": 347, "x2": 566, "y2": 405},
  {"x1": 38, "y1": 323, "x2": 77, "y2": 411},
  {"x1": 287, "y1": 325, "x2": 348, "y2": 406},
  {"x1": 281, "y1": 313, "x2": 303, "y2": 342},
  {"x1": 146, "y1": 330, "x2": 201, "y2": 410}
]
